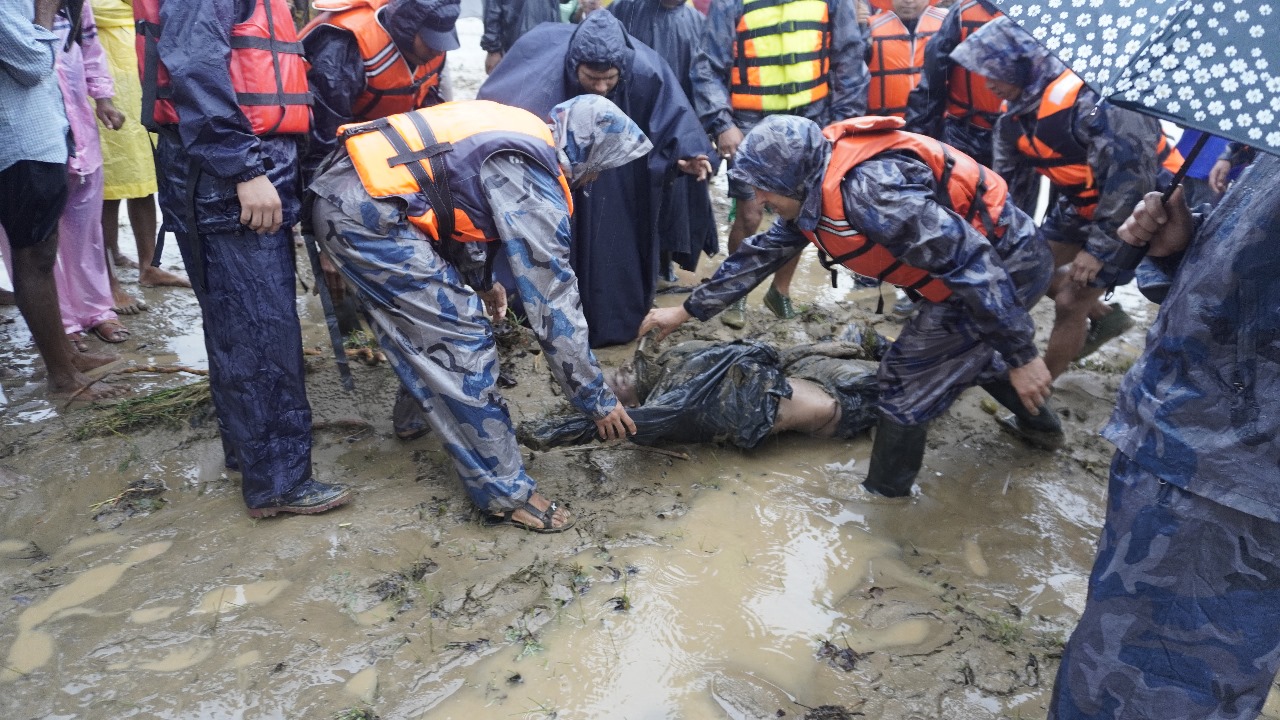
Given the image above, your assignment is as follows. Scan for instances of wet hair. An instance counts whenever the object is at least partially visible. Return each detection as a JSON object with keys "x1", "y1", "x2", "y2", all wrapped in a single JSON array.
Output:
[{"x1": 579, "y1": 61, "x2": 617, "y2": 74}]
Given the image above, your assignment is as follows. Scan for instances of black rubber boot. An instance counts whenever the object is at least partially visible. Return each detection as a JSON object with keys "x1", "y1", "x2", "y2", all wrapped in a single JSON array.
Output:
[
  {"x1": 981, "y1": 378, "x2": 1065, "y2": 450},
  {"x1": 862, "y1": 415, "x2": 929, "y2": 498}
]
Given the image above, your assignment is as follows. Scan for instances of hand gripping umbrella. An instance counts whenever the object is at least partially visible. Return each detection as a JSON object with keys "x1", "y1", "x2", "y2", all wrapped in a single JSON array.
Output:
[{"x1": 986, "y1": 0, "x2": 1280, "y2": 267}]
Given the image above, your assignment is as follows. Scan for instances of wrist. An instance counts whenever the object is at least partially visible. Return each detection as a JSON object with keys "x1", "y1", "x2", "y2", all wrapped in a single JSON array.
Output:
[{"x1": 233, "y1": 167, "x2": 267, "y2": 185}]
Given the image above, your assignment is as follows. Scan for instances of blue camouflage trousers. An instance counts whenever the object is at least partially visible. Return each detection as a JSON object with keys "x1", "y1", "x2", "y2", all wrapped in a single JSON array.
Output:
[
  {"x1": 1049, "y1": 452, "x2": 1280, "y2": 720},
  {"x1": 312, "y1": 197, "x2": 536, "y2": 513},
  {"x1": 175, "y1": 229, "x2": 314, "y2": 508}
]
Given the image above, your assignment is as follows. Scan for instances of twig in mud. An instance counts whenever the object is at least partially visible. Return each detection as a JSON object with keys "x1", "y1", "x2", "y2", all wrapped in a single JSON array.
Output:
[
  {"x1": 548, "y1": 443, "x2": 690, "y2": 461},
  {"x1": 1, "y1": 662, "x2": 27, "y2": 678},
  {"x1": 115, "y1": 364, "x2": 208, "y2": 376},
  {"x1": 73, "y1": 381, "x2": 212, "y2": 439}
]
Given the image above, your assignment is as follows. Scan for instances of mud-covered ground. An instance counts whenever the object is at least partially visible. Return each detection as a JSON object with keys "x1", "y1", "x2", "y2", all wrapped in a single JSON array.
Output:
[{"x1": 5, "y1": 17, "x2": 1280, "y2": 720}]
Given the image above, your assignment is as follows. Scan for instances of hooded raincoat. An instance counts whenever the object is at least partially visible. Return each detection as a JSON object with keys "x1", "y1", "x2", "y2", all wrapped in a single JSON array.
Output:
[
  {"x1": 610, "y1": 0, "x2": 719, "y2": 270},
  {"x1": 683, "y1": 115, "x2": 1052, "y2": 426},
  {"x1": 1051, "y1": 152, "x2": 1280, "y2": 720},
  {"x1": 308, "y1": 96, "x2": 652, "y2": 512},
  {"x1": 951, "y1": 17, "x2": 1163, "y2": 288},
  {"x1": 151, "y1": 0, "x2": 314, "y2": 510},
  {"x1": 477, "y1": 11, "x2": 714, "y2": 347},
  {"x1": 480, "y1": 0, "x2": 561, "y2": 54}
]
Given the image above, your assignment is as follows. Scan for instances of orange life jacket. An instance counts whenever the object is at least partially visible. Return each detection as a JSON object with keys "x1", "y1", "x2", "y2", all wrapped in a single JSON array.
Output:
[
  {"x1": 803, "y1": 116, "x2": 1008, "y2": 303},
  {"x1": 134, "y1": 0, "x2": 311, "y2": 135},
  {"x1": 866, "y1": 0, "x2": 939, "y2": 14},
  {"x1": 1157, "y1": 132, "x2": 1185, "y2": 175},
  {"x1": 730, "y1": 0, "x2": 832, "y2": 113},
  {"x1": 945, "y1": 0, "x2": 1004, "y2": 129},
  {"x1": 300, "y1": 0, "x2": 445, "y2": 121},
  {"x1": 1013, "y1": 70, "x2": 1099, "y2": 218},
  {"x1": 339, "y1": 100, "x2": 572, "y2": 289},
  {"x1": 866, "y1": 7, "x2": 947, "y2": 118}
]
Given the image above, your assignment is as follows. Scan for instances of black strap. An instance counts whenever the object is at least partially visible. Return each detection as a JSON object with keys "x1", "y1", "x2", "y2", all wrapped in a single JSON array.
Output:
[
  {"x1": 736, "y1": 49, "x2": 828, "y2": 67},
  {"x1": 237, "y1": 92, "x2": 313, "y2": 106},
  {"x1": 373, "y1": 113, "x2": 457, "y2": 243},
  {"x1": 229, "y1": 35, "x2": 305, "y2": 54},
  {"x1": 737, "y1": 20, "x2": 828, "y2": 40},
  {"x1": 137, "y1": 20, "x2": 163, "y2": 131},
  {"x1": 731, "y1": 75, "x2": 827, "y2": 96}
]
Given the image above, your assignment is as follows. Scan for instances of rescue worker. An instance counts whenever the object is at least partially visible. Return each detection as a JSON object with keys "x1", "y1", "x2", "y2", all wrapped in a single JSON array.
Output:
[
  {"x1": 135, "y1": 0, "x2": 351, "y2": 517},
  {"x1": 902, "y1": 0, "x2": 1003, "y2": 168},
  {"x1": 481, "y1": 0, "x2": 563, "y2": 75},
  {"x1": 1050, "y1": 156, "x2": 1280, "y2": 720},
  {"x1": 864, "y1": 0, "x2": 947, "y2": 119},
  {"x1": 694, "y1": 0, "x2": 869, "y2": 327},
  {"x1": 308, "y1": 96, "x2": 650, "y2": 532},
  {"x1": 952, "y1": 17, "x2": 1170, "y2": 377},
  {"x1": 299, "y1": 0, "x2": 459, "y2": 180},
  {"x1": 638, "y1": 115, "x2": 1061, "y2": 499}
]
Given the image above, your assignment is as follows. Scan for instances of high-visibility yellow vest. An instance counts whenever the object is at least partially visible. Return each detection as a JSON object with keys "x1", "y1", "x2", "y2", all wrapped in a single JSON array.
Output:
[{"x1": 730, "y1": 0, "x2": 831, "y2": 113}]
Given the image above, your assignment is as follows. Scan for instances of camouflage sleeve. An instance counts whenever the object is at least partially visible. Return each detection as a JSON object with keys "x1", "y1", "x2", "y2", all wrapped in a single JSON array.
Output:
[
  {"x1": 481, "y1": 154, "x2": 619, "y2": 419},
  {"x1": 992, "y1": 115, "x2": 1040, "y2": 214},
  {"x1": 1081, "y1": 101, "x2": 1160, "y2": 278},
  {"x1": 682, "y1": 218, "x2": 810, "y2": 320},
  {"x1": 842, "y1": 153, "x2": 1038, "y2": 366}
]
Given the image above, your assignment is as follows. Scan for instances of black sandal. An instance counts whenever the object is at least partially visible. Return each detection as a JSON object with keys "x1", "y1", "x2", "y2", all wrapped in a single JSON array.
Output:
[{"x1": 485, "y1": 498, "x2": 576, "y2": 534}]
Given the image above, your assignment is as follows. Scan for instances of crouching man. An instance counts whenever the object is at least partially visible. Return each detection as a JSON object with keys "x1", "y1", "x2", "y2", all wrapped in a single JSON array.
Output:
[{"x1": 309, "y1": 96, "x2": 650, "y2": 532}]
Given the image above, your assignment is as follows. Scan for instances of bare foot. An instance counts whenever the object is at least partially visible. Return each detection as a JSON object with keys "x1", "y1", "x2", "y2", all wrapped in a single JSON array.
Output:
[
  {"x1": 112, "y1": 289, "x2": 149, "y2": 315},
  {"x1": 70, "y1": 347, "x2": 118, "y2": 372},
  {"x1": 48, "y1": 373, "x2": 129, "y2": 403},
  {"x1": 112, "y1": 252, "x2": 139, "y2": 269},
  {"x1": 139, "y1": 265, "x2": 192, "y2": 288},
  {"x1": 67, "y1": 333, "x2": 89, "y2": 353},
  {"x1": 90, "y1": 319, "x2": 131, "y2": 343},
  {"x1": 0, "y1": 289, "x2": 13, "y2": 305}
]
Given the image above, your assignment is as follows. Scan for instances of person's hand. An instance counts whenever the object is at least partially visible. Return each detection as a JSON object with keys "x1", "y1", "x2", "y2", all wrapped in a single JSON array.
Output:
[
  {"x1": 477, "y1": 282, "x2": 507, "y2": 324},
  {"x1": 1008, "y1": 357, "x2": 1052, "y2": 415},
  {"x1": 677, "y1": 156, "x2": 713, "y2": 181},
  {"x1": 637, "y1": 305, "x2": 691, "y2": 342},
  {"x1": 236, "y1": 174, "x2": 283, "y2": 234},
  {"x1": 318, "y1": 251, "x2": 345, "y2": 303},
  {"x1": 1207, "y1": 158, "x2": 1233, "y2": 194},
  {"x1": 95, "y1": 98, "x2": 125, "y2": 130},
  {"x1": 1117, "y1": 187, "x2": 1194, "y2": 258},
  {"x1": 1069, "y1": 249, "x2": 1104, "y2": 285},
  {"x1": 594, "y1": 404, "x2": 636, "y2": 441},
  {"x1": 485, "y1": 51, "x2": 503, "y2": 74},
  {"x1": 716, "y1": 126, "x2": 744, "y2": 160}
]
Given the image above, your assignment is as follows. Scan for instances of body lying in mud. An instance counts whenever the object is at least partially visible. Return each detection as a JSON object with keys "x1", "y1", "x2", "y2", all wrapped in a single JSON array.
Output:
[{"x1": 519, "y1": 335, "x2": 889, "y2": 450}]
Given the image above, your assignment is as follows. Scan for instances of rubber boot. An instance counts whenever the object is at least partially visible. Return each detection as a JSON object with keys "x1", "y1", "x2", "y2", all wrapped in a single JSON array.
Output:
[
  {"x1": 981, "y1": 378, "x2": 1065, "y2": 450},
  {"x1": 862, "y1": 415, "x2": 929, "y2": 498}
]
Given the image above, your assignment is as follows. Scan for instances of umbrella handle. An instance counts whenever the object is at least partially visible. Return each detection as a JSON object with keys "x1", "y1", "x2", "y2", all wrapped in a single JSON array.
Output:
[{"x1": 1114, "y1": 132, "x2": 1211, "y2": 276}]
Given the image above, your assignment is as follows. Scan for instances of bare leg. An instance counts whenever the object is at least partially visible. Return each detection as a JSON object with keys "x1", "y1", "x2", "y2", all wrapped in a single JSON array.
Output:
[
  {"x1": 101, "y1": 198, "x2": 136, "y2": 268},
  {"x1": 1039, "y1": 260, "x2": 1111, "y2": 376},
  {"x1": 727, "y1": 193, "x2": 765, "y2": 255},
  {"x1": 131, "y1": 195, "x2": 189, "y2": 287},
  {"x1": 771, "y1": 254, "x2": 802, "y2": 296},
  {"x1": 13, "y1": 232, "x2": 124, "y2": 400}
]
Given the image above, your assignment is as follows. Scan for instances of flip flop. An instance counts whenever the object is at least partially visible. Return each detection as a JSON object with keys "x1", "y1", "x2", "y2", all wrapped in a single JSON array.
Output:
[
  {"x1": 91, "y1": 320, "x2": 131, "y2": 343},
  {"x1": 485, "y1": 498, "x2": 576, "y2": 534}
]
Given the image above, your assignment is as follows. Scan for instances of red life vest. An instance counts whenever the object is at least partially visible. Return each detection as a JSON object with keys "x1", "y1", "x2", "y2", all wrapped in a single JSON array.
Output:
[
  {"x1": 804, "y1": 116, "x2": 1009, "y2": 303},
  {"x1": 867, "y1": 7, "x2": 947, "y2": 118},
  {"x1": 339, "y1": 100, "x2": 573, "y2": 289},
  {"x1": 945, "y1": 0, "x2": 1005, "y2": 129},
  {"x1": 1014, "y1": 71, "x2": 1098, "y2": 218},
  {"x1": 300, "y1": 0, "x2": 445, "y2": 121},
  {"x1": 867, "y1": 0, "x2": 939, "y2": 14},
  {"x1": 134, "y1": 0, "x2": 311, "y2": 135}
]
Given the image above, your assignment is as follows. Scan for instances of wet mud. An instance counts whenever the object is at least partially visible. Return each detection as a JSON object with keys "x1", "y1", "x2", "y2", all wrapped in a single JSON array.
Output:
[{"x1": 5, "y1": 17, "x2": 1279, "y2": 720}]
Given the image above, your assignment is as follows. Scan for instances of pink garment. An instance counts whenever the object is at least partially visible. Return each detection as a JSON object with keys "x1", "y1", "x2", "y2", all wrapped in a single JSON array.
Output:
[{"x1": 53, "y1": 4, "x2": 119, "y2": 334}]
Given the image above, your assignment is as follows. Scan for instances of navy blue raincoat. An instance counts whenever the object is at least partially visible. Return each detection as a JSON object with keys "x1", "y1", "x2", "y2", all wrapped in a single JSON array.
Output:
[
  {"x1": 152, "y1": 0, "x2": 314, "y2": 509},
  {"x1": 610, "y1": 0, "x2": 719, "y2": 270},
  {"x1": 481, "y1": 0, "x2": 561, "y2": 54},
  {"x1": 478, "y1": 11, "x2": 714, "y2": 347}
]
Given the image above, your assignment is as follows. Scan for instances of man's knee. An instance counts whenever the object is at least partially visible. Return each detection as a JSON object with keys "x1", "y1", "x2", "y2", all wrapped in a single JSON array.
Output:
[{"x1": 735, "y1": 196, "x2": 764, "y2": 231}]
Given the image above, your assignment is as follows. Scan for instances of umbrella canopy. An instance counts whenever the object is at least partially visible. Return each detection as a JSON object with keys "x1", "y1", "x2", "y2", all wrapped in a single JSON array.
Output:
[{"x1": 988, "y1": 0, "x2": 1280, "y2": 152}]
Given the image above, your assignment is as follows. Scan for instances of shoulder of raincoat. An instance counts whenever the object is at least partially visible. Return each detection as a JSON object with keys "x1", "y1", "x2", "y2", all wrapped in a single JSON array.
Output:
[
  {"x1": 301, "y1": 25, "x2": 365, "y2": 183},
  {"x1": 1104, "y1": 151, "x2": 1280, "y2": 522},
  {"x1": 609, "y1": 0, "x2": 708, "y2": 103},
  {"x1": 695, "y1": 0, "x2": 869, "y2": 135},
  {"x1": 154, "y1": 0, "x2": 302, "y2": 234},
  {"x1": 481, "y1": 0, "x2": 562, "y2": 54},
  {"x1": 476, "y1": 22, "x2": 575, "y2": 116}
]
